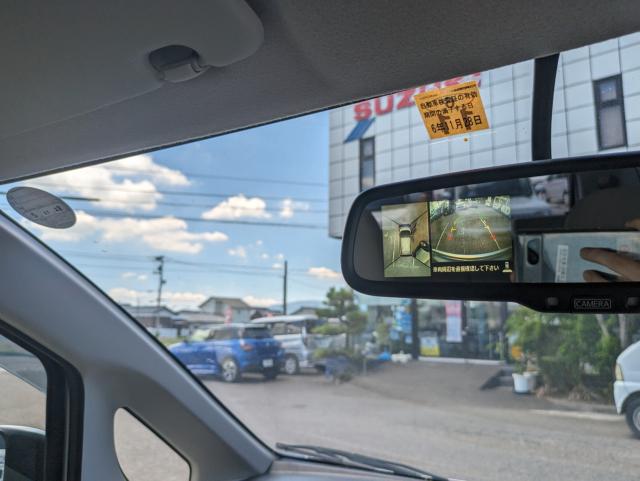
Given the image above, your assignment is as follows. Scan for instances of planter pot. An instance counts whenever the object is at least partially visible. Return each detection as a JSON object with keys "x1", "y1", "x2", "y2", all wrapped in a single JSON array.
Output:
[
  {"x1": 512, "y1": 373, "x2": 530, "y2": 394},
  {"x1": 523, "y1": 371, "x2": 538, "y2": 392}
]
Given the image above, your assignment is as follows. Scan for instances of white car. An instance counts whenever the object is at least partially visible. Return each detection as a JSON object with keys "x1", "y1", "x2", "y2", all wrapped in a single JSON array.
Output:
[
  {"x1": 250, "y1": 315, "x2": 322, "y2": 375},
  {"x1": 614, "y1": 341, "x2": 640, "y2": 438}
]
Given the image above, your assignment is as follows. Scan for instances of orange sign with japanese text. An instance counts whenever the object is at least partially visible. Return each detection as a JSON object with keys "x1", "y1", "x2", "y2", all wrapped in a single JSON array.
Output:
[{"x1": 413, "y1": 81, "x2": 489, "y2": 139}]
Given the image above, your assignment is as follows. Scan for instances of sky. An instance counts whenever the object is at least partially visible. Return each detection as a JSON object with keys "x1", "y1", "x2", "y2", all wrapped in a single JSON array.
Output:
[{"x1": 1, "y1": 110, "x2": 346, "y2": 310}]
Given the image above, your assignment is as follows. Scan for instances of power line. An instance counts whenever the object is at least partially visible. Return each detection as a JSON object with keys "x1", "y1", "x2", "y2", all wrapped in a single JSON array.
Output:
[
  {"x1": 1, "y1": 202, "x2": 327, "y2": 229},
  {"x1": 75, "y1": 209, "x2": 327, "y2": 229},
  {"x1": 0, "y1": 191, "x2": 328, "y2": 214},
  {"x1": 28, "y1": 182, "x2": 328, "y2": 204},
  {"x1": 102, "y1": 166, "x2": 327, "y2": 187},
  {"x1": 74, "y1": 263, "x2": 283, "y2": 278},
  {"x1": 63, "y1": 252, "x2": 311, "y2": 274}
]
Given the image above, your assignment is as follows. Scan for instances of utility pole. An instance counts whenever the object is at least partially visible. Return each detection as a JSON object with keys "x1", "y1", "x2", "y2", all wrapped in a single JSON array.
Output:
[
  {"x1": 283, "y1": 260, "x2": 288, "y2": 315},
  {"x1": 499, "y1": 302, "x2": 509, "y2": 361},
  {"x1": 154, "y1": 255, "x2": 166, "y2": 332},
  {"x1": 410, "y1": 298, "x2": 419, "y2": 360}
]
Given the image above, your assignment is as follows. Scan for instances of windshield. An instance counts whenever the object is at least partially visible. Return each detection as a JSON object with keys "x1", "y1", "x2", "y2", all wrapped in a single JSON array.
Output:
[
  {"x1": 189, "y1": 329, "x2": 211, "y2": 341},
  {"x1": 4, "y1": 33, "x2": 640, "y2": 481}
]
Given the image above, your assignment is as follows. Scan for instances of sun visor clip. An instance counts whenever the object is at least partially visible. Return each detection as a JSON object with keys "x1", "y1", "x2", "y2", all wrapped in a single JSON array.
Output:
[{"x1": 149, "y1": 45, "x2": 210, "y2": 83}]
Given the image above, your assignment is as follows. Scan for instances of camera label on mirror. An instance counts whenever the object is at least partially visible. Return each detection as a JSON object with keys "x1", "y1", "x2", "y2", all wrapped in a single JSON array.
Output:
[{"x1": 572, "y1": 298, "x2": 613, "y2": 311}]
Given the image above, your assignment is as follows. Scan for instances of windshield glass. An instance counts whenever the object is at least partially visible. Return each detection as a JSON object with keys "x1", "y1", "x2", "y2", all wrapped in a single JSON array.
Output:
[
  {"x1": 189, "y1": 329, "x2": 211, "y2": 341},
  {"x1": 4, "y1": 32, "x2": 640, "y2": 481}
]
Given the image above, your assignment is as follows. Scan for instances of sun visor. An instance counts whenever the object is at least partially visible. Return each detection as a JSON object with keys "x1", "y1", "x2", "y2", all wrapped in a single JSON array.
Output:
[{"x1": 0, "y1": 0, "x2": 263, "y2": 139}]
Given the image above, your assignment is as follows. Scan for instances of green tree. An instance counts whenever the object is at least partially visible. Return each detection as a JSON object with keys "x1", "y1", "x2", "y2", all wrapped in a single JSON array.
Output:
[
  {"x1": 507, "y1": 307, "x2": 623, "y2": 398},
  {"x1": 316, "y1": 287, "x2": 368, "y2": 347}
]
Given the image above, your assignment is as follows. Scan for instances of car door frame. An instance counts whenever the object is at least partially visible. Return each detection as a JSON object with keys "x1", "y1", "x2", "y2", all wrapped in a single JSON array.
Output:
[{"x1": 0, "y1": 212, "x2": 274, "y2": 481}]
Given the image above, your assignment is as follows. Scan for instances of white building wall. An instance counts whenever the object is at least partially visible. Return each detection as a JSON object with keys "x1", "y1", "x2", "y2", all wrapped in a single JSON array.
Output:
[{"x1": 329, "y1": 31, "x2": 640, "y2": 238}]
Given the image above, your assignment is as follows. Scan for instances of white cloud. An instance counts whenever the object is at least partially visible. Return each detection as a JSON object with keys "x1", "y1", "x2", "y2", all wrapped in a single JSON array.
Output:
[
  {"x1": 202, "y1": 195, "x2": 271, "y2": 220},
  {"x1": 109, "y1": 287, "x2": 206, "y2": 309},
  {"x1": 97, "y1": 217, "x2": 227, "y2": 254},
  {"x1": 255, "y1": 240, "x2": 263, "y2": 246},
  {"x1": 227, "y1": 246, "x2": 247, "y2": 258},
  {"x1": 271, "y1": 263, "x2": 283, "y2": 269},
  {"x1": 28, "y1": 154, "x2": 188, "y2": 212},
  {"x1": 307, "y1": 266, "x2": 341, "y2": 279},
  {"x1": 242, "y1": 295, "x2": 279, "y2": 307},
  {"x1": 260, "y1": 253, "x2": 270, "y2": 260},
  {"x1": 112, "y1": 154, "x2": 190, "y2": 186},
  {"x1": 33, "y1": 211, "x2": 228, "y2": 254},
  {"x1": 275, "y1": 253, "x2": 285, "y2": 261},
  {"x1": 122, "y1": 272, "x2": 148, "y2": 281},
  {"x1": 34, "y1": 211, "x2": 100, "y2": 242},
  {"x1": 279, "y1": 198, "x2": 311, "y2": 219}
]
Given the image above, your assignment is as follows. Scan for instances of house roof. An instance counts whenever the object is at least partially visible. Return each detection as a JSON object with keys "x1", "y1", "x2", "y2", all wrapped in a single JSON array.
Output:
[
  {"x1": 199, "y1": 296, "x2": 251, "y2": 309},
  {"x1": 178, "y1": 310, "x2": 225, "y2": 323},
  {"x1": 122, "y1": 304, "x2": 178, "y2": 318}
]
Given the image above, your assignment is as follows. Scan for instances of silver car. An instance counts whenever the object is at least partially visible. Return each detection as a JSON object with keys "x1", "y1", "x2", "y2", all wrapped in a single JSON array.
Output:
[{"x1": 250, "y1": 315, "x2": 322, "y2": 375}]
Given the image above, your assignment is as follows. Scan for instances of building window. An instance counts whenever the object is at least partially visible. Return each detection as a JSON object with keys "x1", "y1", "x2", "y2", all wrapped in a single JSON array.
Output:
[
  {"x1": 593, "y1": 75, "x2": 627, "y2": 150},
  {"x1": 359, "y1": 137, "x2": 375, "y2": 191}
]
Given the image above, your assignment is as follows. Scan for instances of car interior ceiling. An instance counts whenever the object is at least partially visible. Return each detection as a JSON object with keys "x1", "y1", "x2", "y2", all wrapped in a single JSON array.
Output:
[{"x1": 0, "y1": 0, "x2": 639, "y2": 183}]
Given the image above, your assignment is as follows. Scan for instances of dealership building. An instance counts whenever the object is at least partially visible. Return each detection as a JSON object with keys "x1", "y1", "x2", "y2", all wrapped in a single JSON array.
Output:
[{"x1": 328, "y1": 32, "x2": 640, "y2": 358}]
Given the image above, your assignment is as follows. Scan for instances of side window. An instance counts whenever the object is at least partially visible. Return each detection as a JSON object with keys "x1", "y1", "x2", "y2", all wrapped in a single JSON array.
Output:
[
  {"x1": 215, "y1": 328, "x2": 236, "y2": 340},
  {"x1": 0, "y1": 334, "x2": 47, "y2": 481},
  {"x1": 0, "y1": 335, "x2": 46, "y2": 430},
  {"x1": 214, "y1": 329, "x2": 227, "y2": 340},
  {"x1": 114, "y1": 409, "x2": 189, "y2": 481},
  {"x1": 359, "y1": 137, "x2": 375, "y2": 191},
  {"x1": 286, "y1": 323, "x2": 302, "y2": 335},
  {"x1": 271, "y1": 323, "x2": 286, "y2": 335},
  {"x1": 551, "y1": 34, "x2": 638, "y2": 158},
  {"x1": 594, "y1": 75, "x2": 627, "y2": 150}
]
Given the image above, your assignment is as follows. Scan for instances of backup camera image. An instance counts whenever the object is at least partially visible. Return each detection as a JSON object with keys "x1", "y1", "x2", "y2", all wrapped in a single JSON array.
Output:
[
  {"x1": 429, "y1": 197, "x2": 513, "y2": 265},
  {"x1": 382, "y1": 202, "x2": 431, "y2": 277}
]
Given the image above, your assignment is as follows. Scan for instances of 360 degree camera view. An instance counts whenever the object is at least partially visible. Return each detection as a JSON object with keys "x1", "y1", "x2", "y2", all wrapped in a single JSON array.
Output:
[{"x1": 382, "y1": 202, "x2": 431, "y2": 277}]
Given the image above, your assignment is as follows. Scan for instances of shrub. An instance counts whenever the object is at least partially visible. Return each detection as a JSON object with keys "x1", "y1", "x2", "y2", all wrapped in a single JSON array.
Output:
[
  {"x1": 313, "y1": 323, "x2": 348, "y2": 336},
  {"x1": 507, "y1": 307, "x2": 623, "y2": 396}
]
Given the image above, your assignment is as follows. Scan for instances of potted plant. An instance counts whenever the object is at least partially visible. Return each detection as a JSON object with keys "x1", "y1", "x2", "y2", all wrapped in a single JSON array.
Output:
[{"x1": 512, "y1": 362, "x2": 530, "y2": 394}]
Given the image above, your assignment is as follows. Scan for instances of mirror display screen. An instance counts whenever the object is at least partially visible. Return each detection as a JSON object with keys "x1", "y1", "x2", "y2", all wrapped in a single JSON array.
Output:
[
  {"x1": 359, "y1": 165, "x2": 640, "y2": 284},
  {"x1": 382, "y1": 197, "x2": 513, "y2": 278}
]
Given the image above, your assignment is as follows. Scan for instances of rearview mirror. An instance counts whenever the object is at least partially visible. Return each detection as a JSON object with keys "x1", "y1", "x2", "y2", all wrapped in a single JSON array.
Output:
[{"x1": 341, "y1": 154, "x2": 640, "y2": 313}]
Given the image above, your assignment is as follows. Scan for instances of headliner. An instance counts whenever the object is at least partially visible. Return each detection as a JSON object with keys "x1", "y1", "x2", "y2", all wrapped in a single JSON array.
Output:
[{"x1": 1, "y1": 0, "x2": 639, "y2": 182}]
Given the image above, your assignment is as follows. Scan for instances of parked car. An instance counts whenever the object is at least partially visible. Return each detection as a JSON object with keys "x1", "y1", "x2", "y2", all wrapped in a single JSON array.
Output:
[
  {"x1": 169, "y1": 324, "x2": 284, "y2": 382},
  {"x1": 538, "y1": 174, "x2": 570, "y2": 204},
  {"x1": 614, "y1": 340, "x2": 640, "y2": 438},
  {"x1": 250, "y1": 315, "x2": 324, "y2": 375},
  {"x1": 463, "y1": 178, "x2": 553, "y2": 219}
]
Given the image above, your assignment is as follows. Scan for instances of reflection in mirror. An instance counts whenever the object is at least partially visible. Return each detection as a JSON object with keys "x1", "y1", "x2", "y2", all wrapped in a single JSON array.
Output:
[{"x1": 356, "y1": 165, "x2": 640, "y2": 284}]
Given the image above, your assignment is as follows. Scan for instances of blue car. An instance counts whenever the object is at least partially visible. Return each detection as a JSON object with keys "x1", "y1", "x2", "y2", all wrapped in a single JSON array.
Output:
[{"x1": 169, "y1": 324, "x2": 284, "y2": 382}]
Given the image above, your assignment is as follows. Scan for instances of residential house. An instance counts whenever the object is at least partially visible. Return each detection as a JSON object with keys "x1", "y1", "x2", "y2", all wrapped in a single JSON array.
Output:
[
  {"x1": 178, "y1": 309, "x2": 225, "y2": 331},
  {"x1": 122, "y1": 304, "x2": 187, "y2": 336},
  {"x1": 199, "y1": 296, "x2": 252, "y2": 324}
]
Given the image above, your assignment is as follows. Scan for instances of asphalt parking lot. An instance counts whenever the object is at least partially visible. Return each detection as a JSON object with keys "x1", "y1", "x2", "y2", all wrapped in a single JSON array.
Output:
[
  {"x1": 1, "y1": 360, "x2": 639, "y2": 481},
  {"x1": 207, "y1": 361, "x2": 640, "y2": 481}
]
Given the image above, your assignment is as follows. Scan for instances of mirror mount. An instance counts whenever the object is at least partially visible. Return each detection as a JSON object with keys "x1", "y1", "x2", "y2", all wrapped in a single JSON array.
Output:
[{"x1": 341, "y1": 153, "x2": 640, "y2": 313}]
